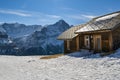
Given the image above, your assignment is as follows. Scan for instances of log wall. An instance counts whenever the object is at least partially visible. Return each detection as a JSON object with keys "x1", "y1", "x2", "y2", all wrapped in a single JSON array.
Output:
[
  {"x1": 112, "y1": 25, "x2": 120, "y2": 50},
  {"x1": 64, "y1": 36, "x2": 80, "y2": 54}
]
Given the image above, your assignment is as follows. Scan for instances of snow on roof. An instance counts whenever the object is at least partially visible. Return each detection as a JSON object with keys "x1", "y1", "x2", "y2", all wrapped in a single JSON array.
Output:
[
  {"x1": 57, "y1": 24, "x2": 84, "y2": 40},
  {"x1": 76, "y1": 11, "x2": 120, "y2": 33},
  {"x1": 96, "y1": 13, "x2": 120, "y2": 21}
]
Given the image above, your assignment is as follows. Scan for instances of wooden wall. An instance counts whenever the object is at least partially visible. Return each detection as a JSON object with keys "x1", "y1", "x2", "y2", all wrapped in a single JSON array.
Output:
[
  {"x1": 81, "y1": 32, "x2": 111, "y2": 52},
  {"x1": 64, "y1": 36, "x2": 80, "y2": 53},
  {"x1": 64, "y1": 30, "x2": 117, "y2": 53},
  {"x1": 101, "y1": 32, "x2": 110, "y2": 52},
  {"x1": 112, "y1": 25, "x2": 120, "y2": 50}
]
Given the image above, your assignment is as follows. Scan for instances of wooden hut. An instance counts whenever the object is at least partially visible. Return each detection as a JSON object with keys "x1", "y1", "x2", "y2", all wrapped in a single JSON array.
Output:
[
  {"x1": 58, "y1": 11, "x2": 120, "y2": 53},
  {"x1": 75, "y1": 11, "x2": 120, "y2": 52}
]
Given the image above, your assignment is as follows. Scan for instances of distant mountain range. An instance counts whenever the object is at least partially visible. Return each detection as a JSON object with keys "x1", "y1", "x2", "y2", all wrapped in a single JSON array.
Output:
[{"x1": 0, "y1": 20, "x2": 71, "y2": 55}]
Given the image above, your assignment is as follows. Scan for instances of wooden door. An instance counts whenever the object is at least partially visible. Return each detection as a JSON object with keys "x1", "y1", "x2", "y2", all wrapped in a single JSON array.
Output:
[{"x1": 94, "y1": 35, "x2": 102, "y2": 51}]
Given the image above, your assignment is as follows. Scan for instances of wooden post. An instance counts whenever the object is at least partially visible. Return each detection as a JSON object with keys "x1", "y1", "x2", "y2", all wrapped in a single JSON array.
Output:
[
  {"x1": 64, "y1": 41, "x2": 67, "y2": 54},
  {"x1": 89, "y1": 35, "x2": 92, "y2": 52},
  {"x1": 76, "y1": 36, "x2": 79, "y2": 51}
]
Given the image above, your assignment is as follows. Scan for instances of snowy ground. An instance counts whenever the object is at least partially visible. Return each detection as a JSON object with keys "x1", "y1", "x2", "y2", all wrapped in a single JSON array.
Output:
[{"x1": 0, "y1": 49, "x2": 120, "y2": 80}]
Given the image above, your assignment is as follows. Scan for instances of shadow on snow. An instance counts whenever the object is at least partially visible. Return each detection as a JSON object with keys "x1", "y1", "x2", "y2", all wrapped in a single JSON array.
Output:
[{"x1": 67, "y1": 49, "x2": 120, "y2": 59}]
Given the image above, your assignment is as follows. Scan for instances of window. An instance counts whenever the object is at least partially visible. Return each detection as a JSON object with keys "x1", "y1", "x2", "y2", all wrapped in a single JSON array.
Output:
[
  {"x1": 86, "y1": 36, "x2": 89, "y2": 39},
  {"x1": 84, "y1": 35, "x2": 90, "y2": 48}
]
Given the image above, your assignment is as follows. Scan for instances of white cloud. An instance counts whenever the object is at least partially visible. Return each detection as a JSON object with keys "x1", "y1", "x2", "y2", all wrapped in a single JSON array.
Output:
[
  {"x1": 0, "y1": 9, "x2": 31, "y2": 17},
  {"x1": 67, "y1": 14, "x2": 97, "y2": 21},
  {"x1": 82, "y1": 15, "x2": 96, "y2": 19},
  {"x1": 0, "y1": 9, "x2": 62, "y2": 19},
  {"x1": 70, "y1": 15, "x2": 83, "y2": 20},
  {"x1": 46, "y1": 14, "x2": 61, "y2": 19}
]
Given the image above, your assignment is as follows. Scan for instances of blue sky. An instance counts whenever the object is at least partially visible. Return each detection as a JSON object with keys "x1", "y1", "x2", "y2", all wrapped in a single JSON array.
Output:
[{"x1": 0, "y1": 0, "x2": 120, "y2": 25}]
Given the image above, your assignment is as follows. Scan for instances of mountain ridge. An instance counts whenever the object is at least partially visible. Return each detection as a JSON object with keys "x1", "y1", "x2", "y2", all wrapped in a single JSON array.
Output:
[{"x1": 0, "y1": 20, "x2": 71, "y2": 55}]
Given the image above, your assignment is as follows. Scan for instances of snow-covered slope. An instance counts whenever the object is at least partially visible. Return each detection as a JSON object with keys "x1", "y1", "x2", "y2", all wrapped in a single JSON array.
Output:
[{"x1": 0, "y1": 49, "x2": 120, "y2": 80}]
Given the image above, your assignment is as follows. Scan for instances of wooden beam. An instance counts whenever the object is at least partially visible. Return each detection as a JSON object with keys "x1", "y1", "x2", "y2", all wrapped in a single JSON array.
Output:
[{"x1": 76, "y1": 36, "x2": 79, "y2": 51}]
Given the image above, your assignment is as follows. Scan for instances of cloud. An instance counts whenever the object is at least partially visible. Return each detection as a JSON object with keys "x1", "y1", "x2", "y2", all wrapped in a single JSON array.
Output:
[
  {"x1": 0, "y1": 8, "x2": 98, "y2": 26},
  {"x1": 0, "y1": 8, "x2": 62, "y2": 19},
  {"x1": 0, "y1": 9, "x2": 31, "y2": 17},
  {"x1": 46, "y1": 14, "x2": 61, "y2": 19},
  {"x1": 28, "y1": 11, "x2": 62, "y2": 19},
  {"x1": 82, "y1": 15, "x2": 96, "y2": 19},
  {"x1": 67, "y1": 14, "x2": 97, "y2": 21},
  {"x1": 61, "y1": 7, "x2": 97, "y2": 20},
  {"x1": 70, "y1": 15, "x2": 84, "y2": 20}
]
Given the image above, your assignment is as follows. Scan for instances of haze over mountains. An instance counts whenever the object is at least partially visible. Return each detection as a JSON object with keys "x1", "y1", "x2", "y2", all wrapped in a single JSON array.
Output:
[{"x1": 0, "y1": 20, "x2": 71, "y2": 55}]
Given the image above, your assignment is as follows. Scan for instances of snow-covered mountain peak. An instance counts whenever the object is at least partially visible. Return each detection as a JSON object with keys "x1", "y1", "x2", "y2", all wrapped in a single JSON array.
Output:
[
  {"x1": 53, "y1": 19, "x2": 69, "y2": 27},
  {"x1": 0, "y1": 23, "x2": 42, "y2": 38},
  {"x1": 0, "y1": 20, "x2": 71, "y2": 55}
]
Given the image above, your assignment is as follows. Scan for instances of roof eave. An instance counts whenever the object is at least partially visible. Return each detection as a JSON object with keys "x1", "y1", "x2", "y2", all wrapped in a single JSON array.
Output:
[
  {"x1": 57, "y1": 38, "x2": 73, "y2": 40},
  {"x1": 75, "y1": 29, "x2": 112, "y2": 34}
]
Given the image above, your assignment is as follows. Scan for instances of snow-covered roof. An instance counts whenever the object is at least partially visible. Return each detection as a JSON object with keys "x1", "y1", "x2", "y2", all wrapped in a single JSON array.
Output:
[
  {"x1": 57, "y1": 24, "x2": 84, "y2": 40},
  {"x1": 76, "y1": 11, "x2": 120, "y2": 33}
]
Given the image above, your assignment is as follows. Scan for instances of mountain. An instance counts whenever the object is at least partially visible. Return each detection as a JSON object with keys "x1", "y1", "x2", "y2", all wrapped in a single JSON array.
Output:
[
  {"x1": 14, "y1": 20, "x2": 70, "y2": 55},
  {"x1": 2, "y1": 23, "x2": 42, "y2": 38},
  {"x1": 0, "y1": 20, "x2": 71, "y2": 55},
  {"x1": 0, "y1": 31, "x2": 17, "y2": 55}
]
